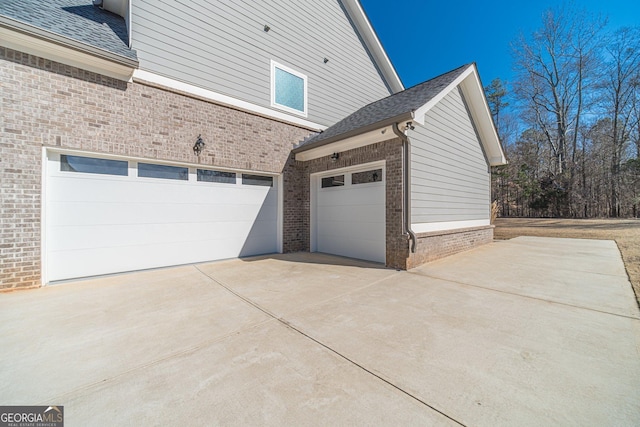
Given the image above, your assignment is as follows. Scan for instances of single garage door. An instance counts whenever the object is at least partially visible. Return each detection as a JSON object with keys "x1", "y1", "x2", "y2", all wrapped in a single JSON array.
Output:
[
  {"x1": 315, "y1": 164, "x2": 385, "y2": 263},
  {"x1": 45, "y1": 152, "x2": 279, "y2": 282}
]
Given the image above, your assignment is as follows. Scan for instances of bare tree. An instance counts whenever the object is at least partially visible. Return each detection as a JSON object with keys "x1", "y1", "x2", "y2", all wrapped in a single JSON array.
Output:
[
  {"x1": 600, "y1": 27, "x2": 640, "y2": 216},
  {"x1": 512, "y1": 5, "x2": 605, "y2": 202}
]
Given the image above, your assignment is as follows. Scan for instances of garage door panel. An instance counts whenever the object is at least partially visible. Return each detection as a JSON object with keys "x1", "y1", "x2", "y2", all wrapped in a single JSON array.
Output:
[
  {"x1": 315, "y1": 165, "x2": 385, "y2": 264},
  {"x1": 46, "y1": 154, "x2": 279, "y2": 282}
]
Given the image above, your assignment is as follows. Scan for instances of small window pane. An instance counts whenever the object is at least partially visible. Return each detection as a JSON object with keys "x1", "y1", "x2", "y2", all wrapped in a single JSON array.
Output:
[
  {"x1": 138, "y1": 163, "x2": 188, "y2": 180},
  {"x1": 197, "y1": 169, "x2": 236, "y2": 184},
  {"x1": 60, "y1": 154, "x2": 128, "y2": 176},
  {"x1": 242, "y1": 174, "x2": 273, "y2": 187},
  {"x1": 275, "y1": 67, "x2": 304, "y2": 112},
  {"x1": 352, "y1": 169, "x2": 382, "y2": 185},
  {"x1": 321, "y1": 175, "x2": 345, "y2": 188}
]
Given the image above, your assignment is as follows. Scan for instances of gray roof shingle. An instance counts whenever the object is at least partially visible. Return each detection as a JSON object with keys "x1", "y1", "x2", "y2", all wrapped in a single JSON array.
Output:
[
  {"x1": 0, "y1": 0, "x2": 137, "y2": 62},
  {"x1": 294, "y1": 63, "x2": 471, "y2": 152}
]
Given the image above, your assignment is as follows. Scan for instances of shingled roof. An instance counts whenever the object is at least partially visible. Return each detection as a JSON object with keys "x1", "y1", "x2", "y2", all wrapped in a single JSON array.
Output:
[
  {"x1": 0, "y1": 0, "x2": 137, "y2": 62},
  {"x1": 293, "y1": 63, "x2": 472, "y2": 152}
]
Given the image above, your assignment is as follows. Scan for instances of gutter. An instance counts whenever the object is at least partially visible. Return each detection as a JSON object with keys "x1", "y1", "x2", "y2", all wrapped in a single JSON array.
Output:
[
  {"x1": 392, "y1": 122, "x2": 417, "y2": 253},
  {"x1": 0, "y1": 15, "x2": 139, "y2": 68},
  {"x1": 292, "y1": 112, "x2": 412, "y2": 154}
]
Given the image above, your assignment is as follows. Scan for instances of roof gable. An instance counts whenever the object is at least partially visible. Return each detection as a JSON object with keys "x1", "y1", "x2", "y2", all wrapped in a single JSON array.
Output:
[{"x1": 294, "y1": 63, "x2": 506, "y2": 166}]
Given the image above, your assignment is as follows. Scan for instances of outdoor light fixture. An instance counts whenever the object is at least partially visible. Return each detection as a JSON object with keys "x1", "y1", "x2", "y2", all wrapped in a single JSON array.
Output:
[
  {"x1": 323, "y1": 57, "x2": 329, "y2": 64},
  {"x1": 406, "y1": 121, "x2": 415, "y2": 130},
  {"x1": 331, "y1": 152, "x2": 339, "y2": 162},
  {"x1": 264, "y1": 24, "x2": 270, "y2": 32},
  {"x1": 193, "y1": 134, "x2": 205, "y2": 155}
]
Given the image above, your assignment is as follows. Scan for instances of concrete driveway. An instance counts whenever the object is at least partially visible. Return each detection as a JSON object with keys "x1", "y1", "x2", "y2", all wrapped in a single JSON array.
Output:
[{"x1": 1, "y1": 236, "x2": 639, "y2": 426}]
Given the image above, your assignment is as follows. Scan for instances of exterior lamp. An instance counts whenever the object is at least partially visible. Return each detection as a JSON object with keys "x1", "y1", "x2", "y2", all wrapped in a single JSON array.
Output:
[
  {"x1": 193, "y1": 134, "x2": 205, "y2": 155},
  {"x1": 330, "y1": 152, "x2": 339, "y2": 162}
]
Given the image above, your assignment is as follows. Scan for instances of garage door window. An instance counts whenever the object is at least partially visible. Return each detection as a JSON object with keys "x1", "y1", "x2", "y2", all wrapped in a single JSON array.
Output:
[
  {"x1": 321, "y1": 175, "x2": 345, "y2": 188},
  {"x1": 197, "y1": 169, "x2": 236, "y2": 184},
  {"x1": 242, "y1": 174, "x2": 273, "y2": 187},
  {"x1": 60, "y1": 154, "x2": 128, "y2": 176},
  {"x1": 138, "y1": 163, "x2": 188, "y2": 180},
  {"x1": 352, "y1": 169, "x2": 382, "y2": 185}
]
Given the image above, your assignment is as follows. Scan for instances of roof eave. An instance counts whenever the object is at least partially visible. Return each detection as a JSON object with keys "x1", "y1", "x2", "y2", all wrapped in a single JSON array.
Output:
[
  {"x1": 292, "y1": 111, "x2": 413, "y2": 154},
  {"x1": 0, "y1": 15, "x2": 138, "y2": 68}
]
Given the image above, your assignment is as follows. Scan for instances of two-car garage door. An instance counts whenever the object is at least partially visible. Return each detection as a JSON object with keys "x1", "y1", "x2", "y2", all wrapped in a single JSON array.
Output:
[{"x1": 45, "y1": 152, "x2": 279, "y2": 282}]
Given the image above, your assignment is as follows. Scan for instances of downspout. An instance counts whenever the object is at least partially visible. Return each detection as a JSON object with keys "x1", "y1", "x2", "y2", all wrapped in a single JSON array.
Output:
[{"x1": 392, "y1": 122, "x2": 417, "y2": 253}]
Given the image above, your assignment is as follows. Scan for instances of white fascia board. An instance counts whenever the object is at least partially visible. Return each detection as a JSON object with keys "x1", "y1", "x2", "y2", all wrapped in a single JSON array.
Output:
[
  {"x1": 133, "y1": 69, "x2": 325, "y2": 132},
  {"x1": 411, "y1": 65, "x2": 475, "y2": 125},
  {"x1": 412, "y1": 219, "x2": 490, "y2": 234},
  {"x1": 341, "y1": 0, "x2": 404, "y2": 93},
  {"x1": 459, "y1": 69, "x2": 507, "y2": 166},
  {"x1": 411, "y1": 64, "x2": 507, "y2": 166},
  {"x1": 0, "y1": 25, "x2": 136, "y2": 81},
  {"x1": 294, "y1": 125, "x2": 395, "y2": 161}
]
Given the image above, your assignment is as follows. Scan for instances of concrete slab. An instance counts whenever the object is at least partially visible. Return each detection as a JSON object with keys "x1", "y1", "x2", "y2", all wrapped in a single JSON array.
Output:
[
  {"x1": 1, "y1": 236, "x2": 639, "y2": 426},
  {"x1": 411, "y1": 236, "x2": 639, "y2": 318}
]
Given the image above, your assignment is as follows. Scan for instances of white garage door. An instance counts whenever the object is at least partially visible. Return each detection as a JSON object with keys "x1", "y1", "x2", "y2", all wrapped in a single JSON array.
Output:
[
  {"x1": 314, "y1": 164, "x2": 385, "y2": 263},
  {"x1": 45, "y1": 152, "x2": 279, "y2": 282}
]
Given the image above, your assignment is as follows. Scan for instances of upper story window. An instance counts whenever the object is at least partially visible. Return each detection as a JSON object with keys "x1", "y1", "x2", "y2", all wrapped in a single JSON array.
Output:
[{"x1": 271, "y1": 61, "x2": 307, "y2": 117}]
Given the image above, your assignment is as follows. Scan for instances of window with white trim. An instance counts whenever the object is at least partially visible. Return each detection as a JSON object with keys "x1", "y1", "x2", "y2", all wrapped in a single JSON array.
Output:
[{"x1": 271, "y1": 60, "x2": 307, "y2": 116}]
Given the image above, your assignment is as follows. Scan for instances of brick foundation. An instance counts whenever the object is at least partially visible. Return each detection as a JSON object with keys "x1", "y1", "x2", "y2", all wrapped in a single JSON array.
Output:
[{"x1": 407, "y1": 225, "x2": 494, "y2": 269}]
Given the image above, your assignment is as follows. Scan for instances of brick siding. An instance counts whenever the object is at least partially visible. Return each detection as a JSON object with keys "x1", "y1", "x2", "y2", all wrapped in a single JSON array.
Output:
[
  {"x1": 0, "y1": 47, "x2": 312, "y2": 289},
  {"x1": 283, "y1": 138, "x2": 411, "y2": 270},
  {"x1": 407, "y1": 226, "x2": 494, "y2": 269}
]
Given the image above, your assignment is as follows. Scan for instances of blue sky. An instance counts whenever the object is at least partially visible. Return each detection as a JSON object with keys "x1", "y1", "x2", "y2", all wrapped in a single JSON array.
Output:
[{"x1": 361, "y1": 0, "x2": 640, "y2": 88}]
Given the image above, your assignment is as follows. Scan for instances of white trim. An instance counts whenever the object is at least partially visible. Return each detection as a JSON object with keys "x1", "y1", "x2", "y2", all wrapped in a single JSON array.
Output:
[
  {"x1": 412, "y1": 66, "x2": 474, "y2": 126},
  {"x1": 270, "y1": 60, "x2": 308, "y2": 118},
  {"x1": 132, "y1": 69, "x2": 323, "y2": 131},
  {"x1": 411, "y1": 64, "x2": 507, "y2": 167},
  {"x1": 41, "y1": 148, "x2": 48, "y2": 286},
  {"x1": 0, "y1": 25, "x2": 135, "y2": 81},
  {"x1": 295, "y1": 125, "x2": 395, "y2": 161},
  {"x1": 277, "y1": 174, "x2": 284, "y2": 254},
  {"x1": 341, "y1": 0, "x2": 404, "y2": 93},
  {"x1": 411, "y1": 219, "x2": 490, "y2": 234}
]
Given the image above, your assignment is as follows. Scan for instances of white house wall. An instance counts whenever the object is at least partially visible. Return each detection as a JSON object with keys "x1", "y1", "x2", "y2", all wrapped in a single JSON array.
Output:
[
  {"x1": 131, "y1": 0, "x2": 392, "y2": 127},
  {"x1": 409, "y1": 87, "x2": 491, "y2": 227}
]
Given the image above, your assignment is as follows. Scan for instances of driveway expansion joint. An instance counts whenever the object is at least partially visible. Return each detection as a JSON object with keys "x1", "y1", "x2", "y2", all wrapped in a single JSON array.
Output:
[
  {"x1": 408, "y1": 270, "x2": 640, "y2": 321},
  {"x1": 195, "y1": 265, "x2": 467, "y2": 427}
]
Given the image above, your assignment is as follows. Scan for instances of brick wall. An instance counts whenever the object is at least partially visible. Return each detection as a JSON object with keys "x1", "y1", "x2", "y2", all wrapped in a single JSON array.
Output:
[
  {"x1": 283, "y1": 138, "x2": 410, "y2": 269},
  {"x1": 407, "y1": 226, "x2": 494, "y2": 269},
  {"x1": 0, "y1": 47, "x2": 312, "y2": 289}
]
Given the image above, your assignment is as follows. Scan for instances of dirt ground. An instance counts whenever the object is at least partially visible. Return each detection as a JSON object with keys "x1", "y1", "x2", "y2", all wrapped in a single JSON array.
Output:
[{"x1": 494, "y1": 218, "x2": 640, "y2": 307}]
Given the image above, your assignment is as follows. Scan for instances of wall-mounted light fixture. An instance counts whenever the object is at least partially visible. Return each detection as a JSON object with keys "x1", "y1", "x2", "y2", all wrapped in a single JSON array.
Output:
[
  {"x1": 406, "y1": 121, "x2": 415, "y2": 130},
  {"x1": 330, "y1": 152, "x2": 339, "y2": 162},
  {"x1": 264, "y1": 24, "x2": 271, "y2": 32},
  {"x1": 323, "y1": 57, "x2": 329, "y2": 64},
  {"x1": 193, "y1": 134, "x2": 205, "y2": 156}
]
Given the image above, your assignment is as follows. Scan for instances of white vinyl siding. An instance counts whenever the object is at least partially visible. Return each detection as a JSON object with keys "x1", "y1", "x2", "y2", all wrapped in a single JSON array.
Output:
[
  {"x1": 409, "y1": 87, "x2": 490, "y2": 225},
  {"x1": 130, "y1": 0, "x2": 391, "y2": 126}
]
